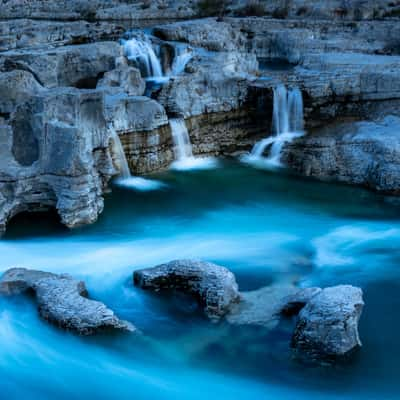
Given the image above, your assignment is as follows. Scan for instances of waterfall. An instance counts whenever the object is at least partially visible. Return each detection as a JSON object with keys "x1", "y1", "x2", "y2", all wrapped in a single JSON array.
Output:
[
  {"x1": 110, "y1": 127, "x2": 165, "y2": 191},
  {"x1": 171, "y1": 46, "x2": 193, "y2": 76},
  {"x1": 272, "y1": 85, "x2": 290, "y2": 135},
  {"x1": 288, "y1": 87, "x2": 304, "y2": 133},
  {"x1": 169, "y1": 118, "x2": 217, "y2": 170},
  {"x1": 170, "y1": 118, "x2": 194, "y2": 161},
  {"x1": 111, "y1": 127, "x2": 131, "y2": 178},
  {"x1": 122, "y1": 37, "x2": 163, "y2": 79},
  {"x1": 248, "y1": 85, "x2": 304, "y2": 167}
]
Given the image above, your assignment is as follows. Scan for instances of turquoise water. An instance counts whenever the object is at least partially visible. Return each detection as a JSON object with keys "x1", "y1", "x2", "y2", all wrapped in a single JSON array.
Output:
[{"x1": 1, "y1": 161, "x2": 400, "y2": 399}]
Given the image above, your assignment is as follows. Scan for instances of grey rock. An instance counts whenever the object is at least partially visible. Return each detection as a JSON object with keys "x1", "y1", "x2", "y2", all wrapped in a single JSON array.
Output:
[
  {"x1": 292, "y1": 285, "x2": 364, "y2": 359},
  {"x1": 226, "y1": 284, "x2": 298, "y2": 328},
  {"x1": 156, "y1": 51, "x2": 257, "y2": 118},
  {"x1": 105, "y1": 94, "x2": 168, "y2": 133},
  {"x1": 281, "y1": 287, "x2": 322, "y2": 316},
  {"x1": 0, "y1": 87, "x2": 117, "y2": 234},
  {"x1": 134, "y1": 260, "x2": 240, "y2": 320},
  {"x1": 0, "y1": 19, "x2": 125, "y2": 52},
  {"x1": 0, "y1": 70, "x2": 43, "y2": 114},
  {"x1": 97, "y1": 58, "x2": 146, "y2": 96},
  {"x1": 0, "y1": 268, "x2": 135, "y2": 335},
  {"x1": 1, "y1": 42, "x2": 121, "y2": 88},
  {"x1": 283, "y1": 116, "x2": 400, "y2": 194}
]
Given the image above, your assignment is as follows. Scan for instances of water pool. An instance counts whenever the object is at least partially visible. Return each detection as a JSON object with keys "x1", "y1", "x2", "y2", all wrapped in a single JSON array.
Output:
[{"x1": 1, "y1": 161, "x2": 400, "y2": 399}]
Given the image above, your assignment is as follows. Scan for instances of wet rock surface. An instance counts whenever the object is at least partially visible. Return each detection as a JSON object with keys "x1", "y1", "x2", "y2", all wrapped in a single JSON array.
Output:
[
  {"x1": 0, "y1": 268, "x2": 135, "y2": 335},
  {"x1": 292, "y1": 285, "x2": 364, "y2": 360},
  {"x1": 1, "y1": 1, "x2": 400, "y2": 234},
  {"x1": 134, "y1": 259, "x2": 241, "y2": 320},
  {"x1": 226, "y1": 284, "x2": 298, "y2": 328},
  {"x1": 283, "y1": 116, "x2": 400, "y2": 194}
]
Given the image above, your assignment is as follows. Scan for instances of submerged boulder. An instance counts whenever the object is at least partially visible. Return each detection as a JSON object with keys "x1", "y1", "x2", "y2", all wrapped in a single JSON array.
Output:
[
  {"x1": 0, "y1": 268, "x2": 135, "y2": 335},
  {"x1": 226, "y1": 284, "x2": 298, "y2": 328},
  {"x1": 226, "y1": 285, "x2": 322, "y2": 328},
  {"x1": 292, "y1": 285, "x2": 364, "y2": 360},
  {"x1": 134, "y1": 259, "x2": 240, "y2": 320}
]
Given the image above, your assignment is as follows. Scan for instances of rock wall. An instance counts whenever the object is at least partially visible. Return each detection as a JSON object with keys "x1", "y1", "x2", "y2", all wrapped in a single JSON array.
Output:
[{"x1": 1, "y1": 1, "x2": 400, "y2": 233}]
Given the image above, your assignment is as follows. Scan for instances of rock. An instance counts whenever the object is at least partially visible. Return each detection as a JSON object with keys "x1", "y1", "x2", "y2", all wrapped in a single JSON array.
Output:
[
  {"x1": 280, "y1": 287, "x2": 322, "y2": 316},
  {"x1": 0, "y1": 87, "x2": 117, "y2": 234},
  {"x1": 0, "y1": 19, "x2": 125, "y2": 52},
  {"x1": 0, "y1": 70, "x2": 43, "y2": 114},
  {"x1": 292, "y1": 285, "x2": 364, "y2": 359},
  {"x1": 0, "y1": 268, "x2": 135, "y2": 335},
  {"x1": 283, "y1": 116, "x2": 400, "y2": 194},
  {"x1": 153, "y1": 19, "x2": 247, "y2": 52},
  {"x1": 97, "y1": 58, "x2": 146, "y2": 96},
  {"x1": 134, "y1": 260, "x2": 240, "y2": 320},
  {"x1": 0, "y1": 42, "x2": 121, "y2": 88},
  {"x1": 156, "y1": 51, "x2": 257, "y2": 118},
  {"x1": 226, "y1": 284, "x2": 298, "y2": 328},
  {"x1": 105, "y1": 94, "x2": 168, "y2": 133}
]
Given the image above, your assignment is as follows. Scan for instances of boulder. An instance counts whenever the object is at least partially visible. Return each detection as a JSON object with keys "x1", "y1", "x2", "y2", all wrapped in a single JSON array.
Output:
[
  {"x1": 0, "y1": 268, "x2": 135, "y2": 335},
  {"x1": 134, "y1": 260, "x2": 240, "y2": 320},
  {"x1": 292, "y1": 285, "x2": 364, "y2": 359}
]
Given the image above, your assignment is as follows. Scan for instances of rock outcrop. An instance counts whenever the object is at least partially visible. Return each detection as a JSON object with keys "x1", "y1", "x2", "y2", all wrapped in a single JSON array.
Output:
[
  {"x1": 0, "y1": 87, "x2": 116, "y2": 234},
  {"x1": 0, "y1": 268, "x2": 135, "y2": 335},
  {"x1": 283, "y1": 116, "x2": 400, "y2": 194},
  {"x1": 292, "y1": 285, "x2": 364, "y2": 359},
  {"x1": 134, "y1": 260, "x2": 241, "y2": 320}
]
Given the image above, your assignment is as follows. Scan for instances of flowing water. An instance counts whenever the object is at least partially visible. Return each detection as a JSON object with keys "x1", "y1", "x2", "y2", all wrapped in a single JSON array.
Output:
[
  {"x1": 1, "y1": 160, "x2": 400, "y2": 399},
  {"x1": 247, "y1": 84, "x2": 304, "y2": 167},
  {"x1": 171, "y1": 45, "x2": 193, "y2": 75},
  {"x1": 111, "y1": 127, "x2": 165, "y2": 192},
  {"x1": 122, "y1": 37, "x2": 165, "y2": 82},
  {"x1": 169, "y1": 118, "x2": 217, "y2": 170}
]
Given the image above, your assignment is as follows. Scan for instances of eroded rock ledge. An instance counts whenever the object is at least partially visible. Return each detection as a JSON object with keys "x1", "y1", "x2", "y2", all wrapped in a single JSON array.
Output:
[
  {"x1": 0, "y1": 268, "x2": 135, "y2": 335},
  {"x1": 134, "y1": 259, "x2": 241, "y2": 320},
  {"x1": 134, "y1": 259, "x2": 364, "y2": 361}
]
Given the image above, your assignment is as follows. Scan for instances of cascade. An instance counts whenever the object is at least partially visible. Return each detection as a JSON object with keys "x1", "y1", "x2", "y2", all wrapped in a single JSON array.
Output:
[
  {"x1": 248, "y1": 84, "x2": 304, "y2": 166},
  {"x1": 110, "y1": 127, "x2": 165, "y2": 191},
  {"x1": 170, "y1": 118, "x2": 194, "y2": 162},
  {"x1": 111, "y1": 127, "x2": 131, "y2": 178},
  {"x1": 171, "y1": 46, "x2": 193, "y2": 76},
  {"x1": 122, "y1": 37, "x2": 163, "y2": 79},
  {"x1": 169, "y1": 118, "x2": 217, "y2": 170}
]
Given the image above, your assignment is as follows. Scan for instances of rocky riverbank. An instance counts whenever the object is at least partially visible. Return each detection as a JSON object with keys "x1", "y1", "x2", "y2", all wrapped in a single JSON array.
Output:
[{"x1": 0, "y1": 0, "x2": 399, "y2": 233}]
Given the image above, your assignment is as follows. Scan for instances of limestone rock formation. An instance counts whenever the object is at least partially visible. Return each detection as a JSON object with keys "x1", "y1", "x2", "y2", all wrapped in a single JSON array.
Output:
[
  {"x1": 292, "y1": 285, "x2": 364, "y2": 359},
  {"x1": 97, "y1": 58, "x2": 146, "y2": 96},
  {"x1": 0, "y1": 87, "x2": 116, "y2": 234},
  {"x1": 0, "y1": 268, "x2": 135, "y2": 335},
  {"x1": 283, "y1": 116, "x2": 400, "y2": 194},
  {"x1": 0, "y1": 41, "x2": 121, "y2": 88},
  {"x1": 134, "y1": 260, "x2": 241, "y2": 320},
  {"x1": 226, "y1": 284, "x2": 298, "y2": 328}
]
